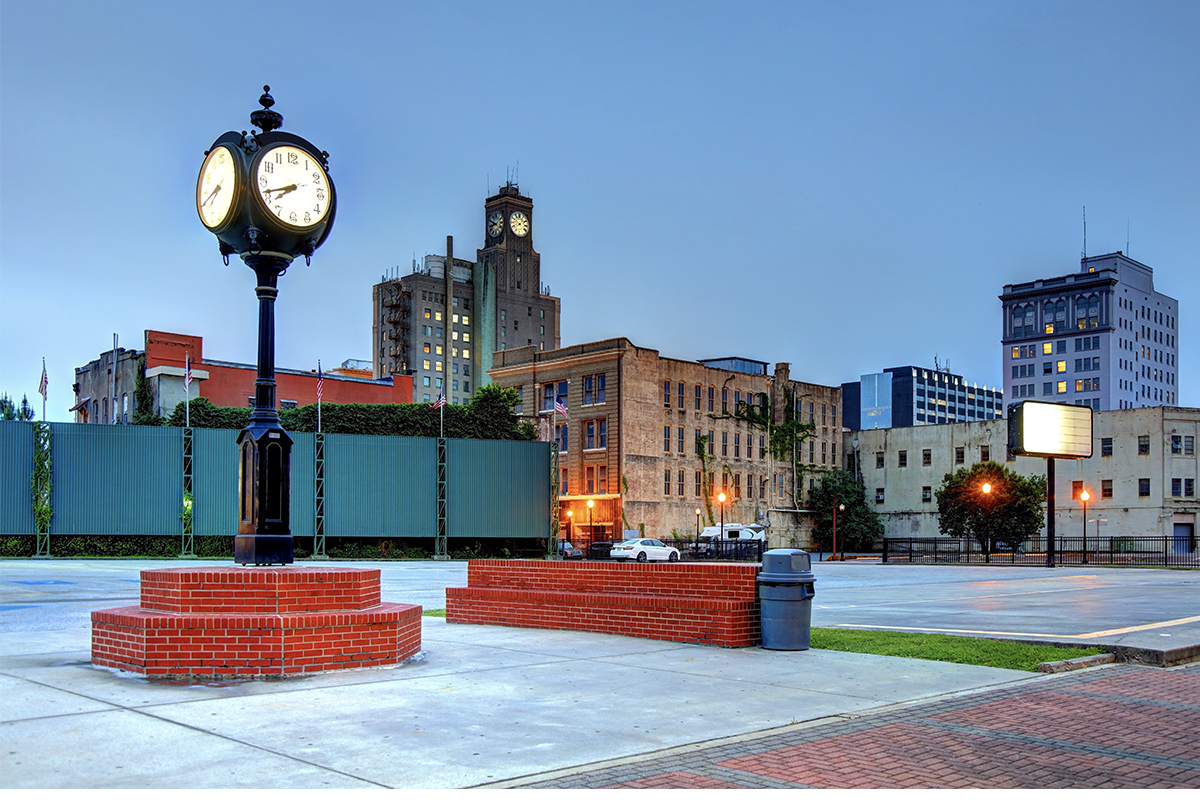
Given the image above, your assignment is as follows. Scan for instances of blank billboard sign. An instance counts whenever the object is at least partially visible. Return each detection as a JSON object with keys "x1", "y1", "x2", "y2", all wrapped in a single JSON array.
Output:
[{"x1": 1008, "y1": 401, "x2": 1093, "y2": 459}]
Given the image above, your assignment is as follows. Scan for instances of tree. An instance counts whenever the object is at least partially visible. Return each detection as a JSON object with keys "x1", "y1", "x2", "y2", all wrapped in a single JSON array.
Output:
[
  {"x1": 0, "y1": 393, "x2": 35, "y2": 421},
  {"x1": 935, "y1": 461, "x2": 1046, "y2": 560},
  {"x1": 807, "y1": 469, "x2": 883, "y2": 552}
]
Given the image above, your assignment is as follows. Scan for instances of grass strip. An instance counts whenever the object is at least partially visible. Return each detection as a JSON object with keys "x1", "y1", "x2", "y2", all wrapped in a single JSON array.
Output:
[
  {"x1": 422, "y1": 608, "x2": 447, "y2": 617},
  {"x1": 810, "y1": 627, "x2": 1107, "y2": 672}
]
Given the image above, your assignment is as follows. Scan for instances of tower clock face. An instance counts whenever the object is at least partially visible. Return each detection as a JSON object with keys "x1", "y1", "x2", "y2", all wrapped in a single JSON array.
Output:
[
  {"x1": 253, "y1": 145, "x2": 331, "y2": 229},
  {"x1": 196, "y1": 145, "x2": 238, "y2": 229},
  {"x1": 488, "y1": 211, "x2": 504, "y2": 238},
  {"x1": 510, "y1": 211, "x2": 529, "y2": 237}
]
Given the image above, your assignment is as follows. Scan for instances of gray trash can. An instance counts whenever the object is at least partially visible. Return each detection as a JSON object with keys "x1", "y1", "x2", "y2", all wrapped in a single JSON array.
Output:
[{"x1": 757, "y1": 549, "x2": 816, "y2": 650}]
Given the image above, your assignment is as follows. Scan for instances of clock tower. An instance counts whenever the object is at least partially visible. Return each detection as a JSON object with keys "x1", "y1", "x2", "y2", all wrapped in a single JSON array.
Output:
[{"x1": 478, "y1": 182, "x2": 560, "y2": 353}]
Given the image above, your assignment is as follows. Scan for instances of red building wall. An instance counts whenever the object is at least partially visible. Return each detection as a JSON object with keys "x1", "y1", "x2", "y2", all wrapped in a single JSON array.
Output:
[{"x1": 144, "y1": 330, "x2": 412, "y2": 409}]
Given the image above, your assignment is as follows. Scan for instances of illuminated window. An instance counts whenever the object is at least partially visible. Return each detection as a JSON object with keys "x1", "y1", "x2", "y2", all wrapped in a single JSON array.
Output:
[
  {"x1": 435, "y1": 362, "x2": 442, "y2": 372},
  {"x1": 1043, "y1": 342, "x2": 1053, "y2": 355},
  {"x1": 1056, "y1": 381, "x2": 1066, "y2": 394},
  {"x1": 422, "y1": 359, "x2": 430, "y2": 370}
]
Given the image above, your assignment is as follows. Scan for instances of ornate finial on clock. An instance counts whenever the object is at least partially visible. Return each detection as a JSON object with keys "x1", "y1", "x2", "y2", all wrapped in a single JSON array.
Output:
[{"x1": 251, "y1": 85, "x2": 284, "y2": 133}]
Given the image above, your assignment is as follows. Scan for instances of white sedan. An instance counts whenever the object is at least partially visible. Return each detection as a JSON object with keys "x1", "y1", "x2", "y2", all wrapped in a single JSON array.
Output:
[{"x1": 610, "y1": 539, "x2": 680, "y2": 562}]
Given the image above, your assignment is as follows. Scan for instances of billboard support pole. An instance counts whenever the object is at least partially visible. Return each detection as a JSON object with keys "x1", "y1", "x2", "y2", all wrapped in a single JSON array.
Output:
[{"x1": 1046, "y1": 456, "x2": 1055, "y2": 568}]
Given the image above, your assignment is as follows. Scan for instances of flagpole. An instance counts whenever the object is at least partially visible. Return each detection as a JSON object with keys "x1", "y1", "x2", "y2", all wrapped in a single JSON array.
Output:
[
  {"x1": 185, "y1": 353, "x2": 191, "y2": 428},
  {"x1": 317, "y1": 359, "x2": 322, "y2": 434}
]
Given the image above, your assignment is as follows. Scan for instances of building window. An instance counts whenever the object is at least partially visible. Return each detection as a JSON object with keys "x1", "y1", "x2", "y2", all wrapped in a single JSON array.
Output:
[
  {"x1": 694, "y1": 384, "x2": 701, "y2": 410},
  {"x1": 280, "y1": 399, "x2": 297, "y2": 410},
  {"x1": 875, "y1": 488, "x2": 885, "y2": 504},
  {"x1": 733, "y1": 473, "x2": 741, "y2": 499},
  {"x1": 876, "y1": 452, "x2": 884, "y2": 469},
  {"x1": 557, "y1": 424, "x2": 568, "y2": 452},
  {"x1": 585, "y1": 420, "x2": 596, "y2": 449},
  {"x1": 583, "y1": 375, "x2": 594, "y2": 405},
  {"x1": 1172, "y1": 478, "x2": 1182, "y2": 497},
  {"x1": 678, "y1": 382, "x2": 685, "y2": 409},
  {"x1": 922, "y1": 486, "x2": 932, "y2": 503},
  {"x1": 1138, "y1": 478, "x2": 1150, "y2": 497},
  {"x1": 598, "y1": 465, "x2": 608, "y2": 494},
  {"x1": 1171, "y1": 435, "x2": 1183, "y2": 455},
  {"x1": 760, "y1": 435, "x2": 766, "y2": 460},
  {"x1": 678, "y1": 426, "x2": 685, "y2": 454},
  {"x1": 708, "y1": 430, "x2": 715, "y2": 456},
  {"x1": 695, "y1": 471, "x2": 702, "y2": 497},
  {"x1": 664, "y1": 469, "x2": 671, "y2": 496},
  {"x1": 722, "y1": 431, "x2": 728, "y2": 456},
  {"x1": 1185, "y1": 436, "x2": 1195, "y2": 456},
  {"x1": 722, "y1": 388, "x2": 728, "y2": 413},
  {"x1": 596, "y1": 374, "x2": 606, "y2": 404},
  {"x1": 1186, "y1": 479, "x2": 1195, "y2": 497},
  {"x1": 708, "y1": 387, "x2": 714, "y2": 412},
  {"x1": 678, "y1": 469, "x2": 685, "y2": 496},
  {"x1": 1056, "y1": 381, "x2": 1066, "y2": 394},
  {"x1": 898, "y1": 450, "x2": 908, "y2": 468},
  {"x1": 1102, "y1": 479, "x2": 1113, "y2": 498},
  {"x1": 1072, "y1": 480, "x2": 1084, "y2": 500},
  {"x1": 664, "y1": 380, "x2": 671, "y2": 408},
  {"x1": 1138, "y1": 435, "x2": 1150, "y2": 455},
  {"x1": 922, "y1": 449, "x2": 931, "y2": 466},
  {"x1": 664, "y1": 426, "x2": 671, "y2": 453},
  {"x1": 955, "y1": 446, "x2": 964, "y2": 465},
  {"x1": 560, "y1": 468, "x2": 568, "y2": 495},
  {"x1": 598, "y1": 420, "x2": 607, "y2": 448},
  {"x1": 981, "y1": 445, "x2": 990, "y2": 462},
  {"x1": 586, "y1": 466, "x2": 595, "y2": 495},
  {"x1": 1101, "y1": 437, "x2": 1113, "y2": 457},
  {"x1": 821, "y1": 441, "x2": 827, "y2": 464},
  {"x1": 734, "y1": 433, "x2": 741, "y2": 458}
]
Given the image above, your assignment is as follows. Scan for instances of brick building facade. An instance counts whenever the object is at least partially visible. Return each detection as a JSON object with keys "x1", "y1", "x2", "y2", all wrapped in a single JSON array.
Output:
[
  {"x1": 72, "y1": 330, "x2": 412, "y2": 423},
  {"x1": 489, "y1": 338, "x2": 842, "y2": 550}
]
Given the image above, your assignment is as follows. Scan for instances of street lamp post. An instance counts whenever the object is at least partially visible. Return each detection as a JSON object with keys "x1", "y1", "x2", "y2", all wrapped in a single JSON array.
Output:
[
  {"x1": 1080, "y1": 488, "x2": 1090, "y2": 564},
  {"x1": 832, "y1": 502, "x2": 845, "y2": 561},
  {"x1": 695, "y1": 508, "x2": 701, "y2": 536},
  {"x1": 981, "y1": 482, "x2": 992, "y2": 564},
  {"x1": 566, "y1": 509, "x2": 573, "y2": 544},
  {"x1": 587, "y1": 499, "x2": 595, "y2": 543},
  {"x1": 717, "y1": 492, "x2": 727, "y2": 542}
]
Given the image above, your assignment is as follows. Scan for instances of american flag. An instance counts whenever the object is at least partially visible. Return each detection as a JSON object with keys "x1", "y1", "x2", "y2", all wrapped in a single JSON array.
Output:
[
  {"x1": 555, "y1": 398, "x2": 568, "y2": 419},
  {"x1": 38, "y1": 358, "x2": 48, "y2": 400},
  {"x1": 316, "y1": 360, "x2": 323, "y2": 402},
  {"x1": 431, "y1": 389, "x2": 447, "y2": 409},
  {"x1": 184, "y1": 353, "x2": 192, "y2": 390}
]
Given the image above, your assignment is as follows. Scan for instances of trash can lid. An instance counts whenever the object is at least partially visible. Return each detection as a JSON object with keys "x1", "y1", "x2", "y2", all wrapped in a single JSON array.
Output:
[{"x1": 758, "y1": 548, "x2": 816, "y2": 582}]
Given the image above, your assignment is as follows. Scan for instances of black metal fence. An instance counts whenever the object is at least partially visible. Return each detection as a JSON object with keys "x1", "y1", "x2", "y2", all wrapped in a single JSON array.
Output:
[
  {"x1": 882, "y1": 536, "x2": 1199, "y2": 568},
  {"x1": 584, "y1": 538, "x2": 764, "y2": 562}
]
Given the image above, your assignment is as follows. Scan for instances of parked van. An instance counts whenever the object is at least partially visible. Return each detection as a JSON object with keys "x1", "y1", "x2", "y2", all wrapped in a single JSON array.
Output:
[{"x1": 692, "y1": 524, "x2": 766, "y2": 558}]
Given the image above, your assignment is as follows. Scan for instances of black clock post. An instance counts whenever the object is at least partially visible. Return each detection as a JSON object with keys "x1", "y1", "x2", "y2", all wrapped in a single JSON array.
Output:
[{"x1": 195, "y1": 86, "x2": 337, "y2": 565}]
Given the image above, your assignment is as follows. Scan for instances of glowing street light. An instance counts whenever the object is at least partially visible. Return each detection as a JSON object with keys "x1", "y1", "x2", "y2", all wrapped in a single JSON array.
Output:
[
  {"x1": 717, "y1": 492, "x2": 727, "y2": 541},
  {"x1": 566, "y1": 508, "x2": 573, "y2": 543},
  {"x1": 695, "y1": 507, "x2": 702, "y2": 536},
  {"x1": 832, "y1": 502, "x2": 845, "y2": 561},
  {"x1": 981, "y1": 482, "x2": 993, "y2": 563},
  {"x1": 587, "y1": 499, "x2": 595, "y2": 542},
  {"x1": 1080, "y1": 488, "x2": 1090, "y2": 564}
]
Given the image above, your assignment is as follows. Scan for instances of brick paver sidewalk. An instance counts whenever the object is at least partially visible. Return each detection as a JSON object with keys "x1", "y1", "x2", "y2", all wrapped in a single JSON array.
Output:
[{"x1": 515, "y1": 662, "x2": 1200, "y2": 789}]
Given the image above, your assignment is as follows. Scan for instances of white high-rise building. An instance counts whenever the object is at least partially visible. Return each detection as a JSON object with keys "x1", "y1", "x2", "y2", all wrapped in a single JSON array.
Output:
[{"x1": 1000, "y1": 252, "x2": 1179, "y2": 412}]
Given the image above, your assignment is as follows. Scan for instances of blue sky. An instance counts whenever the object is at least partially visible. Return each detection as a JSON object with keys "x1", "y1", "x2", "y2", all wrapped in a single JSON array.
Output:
[{"x1": 2, "y1": 0, "x2": 1197, "y2": 420}]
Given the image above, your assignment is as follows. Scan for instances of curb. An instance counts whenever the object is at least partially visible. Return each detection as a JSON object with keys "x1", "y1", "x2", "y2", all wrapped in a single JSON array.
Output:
[{"x1": 1037, "y1": 653, "x2": 1116, "y2": 673}]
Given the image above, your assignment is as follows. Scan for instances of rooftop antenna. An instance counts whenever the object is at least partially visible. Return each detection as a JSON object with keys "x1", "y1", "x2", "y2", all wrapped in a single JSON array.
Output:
[
  {"x1": 1126, "y1": 219, "x2": 1130, "y2": 256},
  {"x1": 1081, "y1": 206, "x2": 1087, "y2": 266}
]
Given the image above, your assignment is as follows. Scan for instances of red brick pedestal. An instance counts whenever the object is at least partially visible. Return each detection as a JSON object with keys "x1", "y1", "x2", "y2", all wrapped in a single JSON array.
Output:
[{"x1": 91, "y1": 567, "x2": 422, "y2": 678}]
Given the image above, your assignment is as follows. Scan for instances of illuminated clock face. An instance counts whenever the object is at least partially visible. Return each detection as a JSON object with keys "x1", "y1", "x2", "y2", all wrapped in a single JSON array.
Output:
[
  {"x1": 487, "y1": 211, "x2": 504, "y2": 238},
  {"x1": 254, "y1": 145, "x2": 331, "y2": 229},
  {"x1": 196, "y1": 145, "x2": 238, "y2": 229},
  {"x1": 510, "y1": 211, "x2": 529, "y2": 237}
]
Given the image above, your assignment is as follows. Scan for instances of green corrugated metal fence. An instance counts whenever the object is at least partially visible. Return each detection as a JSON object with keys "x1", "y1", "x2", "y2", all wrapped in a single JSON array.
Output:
[
  {"x1": 0, "y1": 422, "x2": 35, "y2": 534},
  {"x1": 1, "y1": 422, "x2": 549, "y2": 543}
]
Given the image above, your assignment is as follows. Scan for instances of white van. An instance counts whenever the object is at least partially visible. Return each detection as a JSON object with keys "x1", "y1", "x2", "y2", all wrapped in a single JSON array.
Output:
[{"x1": 692, "y1": 524, "x2": 765, "y2": 557}]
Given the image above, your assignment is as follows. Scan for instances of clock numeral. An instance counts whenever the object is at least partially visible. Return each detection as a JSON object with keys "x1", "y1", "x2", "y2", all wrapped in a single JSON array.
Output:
[
  {"x1": 288, "y1": 152, "x2": 299, "y2": 165},
  {"x1": 274, "y1": 205, "x2": 283, "y2": 215},
  {"x1": 304, "y1": 212, "x2": 311, "y2": 223},
  {"x1": 314, "y1": 204, "x2": 322, "y2": 214},
  {"x1": 263, "y1": 162, "x2": 275, "y2": 174},
  {"x1": 217, "y1": 152, "x2": 226, "y2": 164},
  {"x1": 274, "y1": 152, "x2": 283, "y2": 164},
  {"x1": 312, "y1": 172, "x2": 322, "y2": 185},
  {"x1": 289, "y1": 211, "x2": 298, "y2": 223},
  {"x1": 259, "y1": 176, "x2": 268, "y2": 188},
  {"x1": 316, "y1": 190, "x2": 326, "y2": 201}
]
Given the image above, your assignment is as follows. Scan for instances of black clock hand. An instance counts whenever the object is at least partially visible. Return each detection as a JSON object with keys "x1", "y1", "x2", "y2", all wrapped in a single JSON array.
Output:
[
  {"x1": 201, "y1": 183, "x2": 223, "y2": 207},
  {"x1": 264, "y1": 183, "x2": 299, "y2": 199}
]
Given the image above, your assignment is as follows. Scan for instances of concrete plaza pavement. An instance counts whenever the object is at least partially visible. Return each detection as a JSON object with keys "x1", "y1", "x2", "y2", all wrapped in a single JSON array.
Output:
[{"x1": 2, "y1": 558, "x2": 1199, "y2": 788}]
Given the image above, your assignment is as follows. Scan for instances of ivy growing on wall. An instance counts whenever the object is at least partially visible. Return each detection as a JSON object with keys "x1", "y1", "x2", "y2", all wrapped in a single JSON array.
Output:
[{"x1": 31, "y1": 421, "x2": 53, "y2": 534}]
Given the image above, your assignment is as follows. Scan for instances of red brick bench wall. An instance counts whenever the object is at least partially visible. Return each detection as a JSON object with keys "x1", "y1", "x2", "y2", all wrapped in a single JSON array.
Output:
[{"x1": 446, "y1": 560, "x2": 761, "y2": 647}]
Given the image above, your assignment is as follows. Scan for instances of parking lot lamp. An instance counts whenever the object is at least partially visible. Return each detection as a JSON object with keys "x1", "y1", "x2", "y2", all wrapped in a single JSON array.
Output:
[
  {"x1": 566, "y1": 509, "x2": 573, "y2": 542},
  {"x1": 587, "y1": 499, "x2": 595, "y2": 542},
  {"x1": 717, "y1": 492, "x2": 727, "y2": 541},
  {"x1": 695, "y1": 508, "x2": 701, "y2": 536},
  {"x1": 833, "y1": 502, "x2": 845, "y2": 561},
  {"x1": 981, "y1": 482, "x2": 992, "y2": 563},
  {"x1": 1080, "y1": 488, "x2": 1090, "y2": 564}
]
